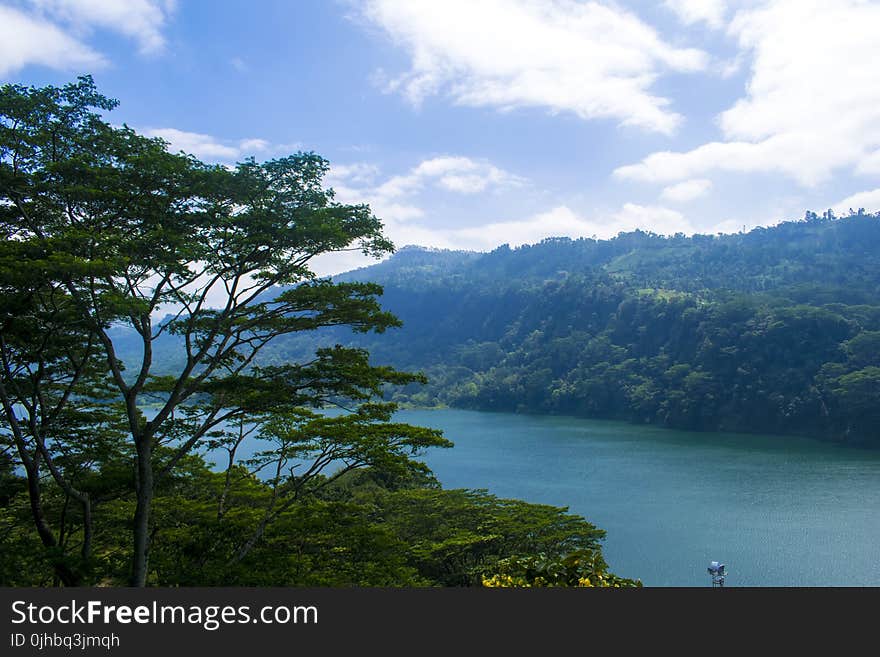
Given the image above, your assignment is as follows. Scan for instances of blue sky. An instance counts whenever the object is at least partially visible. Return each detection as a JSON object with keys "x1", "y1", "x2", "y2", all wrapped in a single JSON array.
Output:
[{"x1": 3, "y1": 0, "x2": 880, "y2": 274}]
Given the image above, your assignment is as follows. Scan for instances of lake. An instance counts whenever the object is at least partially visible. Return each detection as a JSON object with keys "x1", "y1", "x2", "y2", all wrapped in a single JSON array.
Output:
[{"x1": 391, "y1": 408, "x2": 880, "y2": 587}]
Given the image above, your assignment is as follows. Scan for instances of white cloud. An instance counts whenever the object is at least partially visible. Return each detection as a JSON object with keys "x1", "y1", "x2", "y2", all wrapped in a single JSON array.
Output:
[
  {"x1": 412, "y1": 156, "x2": 523, "y2": 194},
  {"x1": 238, "y1": 138, "x2": 270, "y2": 153},
  {"x1": 831, "y1": 189, "x2": 880, "y2": 216},
  {"x1": 372, "y1": 172, "x2": 421, "y2": 200},
  {"x1": 359, "y1": 0, "x2": 709, "y2": 135},
  {"x1": 327, "y1": 163, "x2": 381, "y2": 186},
  {"x1": 29, "y1": 0, "x2": 175, "y2": 54},
  {"x1": 616, "y1": 0, "x2": 880, "y2": 186},
  {"x1": 855, "y1": 149, "x2": 880, "y2": 176},
  {"x1": 0, "y1": 4, "x2": 105, "y2": 76},
  {"x1": 615, "y1": 135, "x2": 833, "y2": 185},
  {"x1": 0, "y1": 1, "x2": 174, "y2": 75},
  {"x1": 328, "y1": 155, "x2": 696, "y2": 261},
  {"x1": 329, "y1": 155, "x2": 524, "y2": 227},
  {"x1": 412, "y1": 200, "x2": 686, "y2": 251},
  {"x1": 660, "y1": 178, "x2": 712, "y2": 203},
  {"x1": 372, "y1": 203, "x2": 426, "y2": 223},
  {"x1": 663, "y1": 0, "x2": 727, "y2": 28},
  {"x1": 607, "y1": 203, "x2": 694, "y2": 237},
  {"x1": 451, "y1": 206, "x2": 597, "y2": 250},
  {"x1": 143, "y1": 128, "x2": 277, "y2": 161},
  {"x1": 449, "y1": 203, "x2": 695, "y2": 250}
]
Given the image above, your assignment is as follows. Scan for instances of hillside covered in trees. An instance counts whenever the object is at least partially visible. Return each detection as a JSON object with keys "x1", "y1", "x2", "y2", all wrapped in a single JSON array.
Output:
[{"x1": 264, "y1": 212, "x2": 880, "y2": 446}]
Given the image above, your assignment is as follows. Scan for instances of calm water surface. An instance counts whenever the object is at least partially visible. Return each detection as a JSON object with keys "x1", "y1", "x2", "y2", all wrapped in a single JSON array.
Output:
[{"x1": 395, "y1": 408, "x2": 880, "y2": 587}]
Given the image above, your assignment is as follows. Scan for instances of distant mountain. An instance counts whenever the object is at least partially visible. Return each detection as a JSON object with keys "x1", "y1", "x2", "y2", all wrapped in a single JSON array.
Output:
[{"x1": 262, "y1": 211, "x2": 880, "y2": 446}]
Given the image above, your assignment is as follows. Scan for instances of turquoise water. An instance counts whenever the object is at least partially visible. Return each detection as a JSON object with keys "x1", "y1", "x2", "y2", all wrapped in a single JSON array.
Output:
[{"x1": 391, "y1": 409, "x2": 880, "y2": 587}]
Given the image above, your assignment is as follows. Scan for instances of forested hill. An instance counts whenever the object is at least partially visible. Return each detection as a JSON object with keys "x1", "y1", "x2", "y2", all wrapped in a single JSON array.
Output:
[{"x1": 266, "y1": 211, "x2": 880, "y2": 446}]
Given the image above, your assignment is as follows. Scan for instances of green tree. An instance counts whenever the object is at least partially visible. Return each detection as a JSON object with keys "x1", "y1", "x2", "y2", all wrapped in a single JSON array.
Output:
[
  {"x1": 376, "y1": 487, "x2": 606, "y2": 585},
  {"x1": 0, "y1": 76, "x2": 449, "y2": 586},
  {"x1": 827, "y1": 367, "x2": 880, "y2": 442}
]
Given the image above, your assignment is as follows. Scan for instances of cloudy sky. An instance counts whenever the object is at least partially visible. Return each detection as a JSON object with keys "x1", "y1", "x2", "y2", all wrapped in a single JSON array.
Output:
[{"x1": 3, "y1": 0, "x2": 880, "y2": 273}]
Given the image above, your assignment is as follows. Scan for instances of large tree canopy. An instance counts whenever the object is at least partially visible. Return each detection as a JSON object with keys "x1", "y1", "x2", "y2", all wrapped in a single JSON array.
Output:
[{"x1": 0, "y1": 76, "x2": 450, "y2": 585}]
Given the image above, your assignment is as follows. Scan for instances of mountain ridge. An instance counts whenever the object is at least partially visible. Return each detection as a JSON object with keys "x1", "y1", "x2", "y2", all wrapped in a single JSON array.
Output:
[{"x1": 301, "y1": 211, "x2": 880, "y2": 446}]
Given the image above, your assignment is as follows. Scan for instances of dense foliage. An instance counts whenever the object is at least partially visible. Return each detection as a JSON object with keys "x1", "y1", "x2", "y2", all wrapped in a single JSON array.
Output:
[
  {"x1": 268, "y1": 212, "x2": 880, "y2": 446},
  {"x1": 0, "y1": 453, "x2": 627, "y2": 587}
]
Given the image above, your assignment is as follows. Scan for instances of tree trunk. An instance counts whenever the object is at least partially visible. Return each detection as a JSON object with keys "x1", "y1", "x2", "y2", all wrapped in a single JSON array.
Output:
[
  {"x1": 81, "y1": 494, "x2": 92, "y2": 561},
  {"x1": 23, "y1": 462, "x2": 79, "y2": 586},
  {"x1": 130, "y1": 437, "x2": 153, "y2": 587}
]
